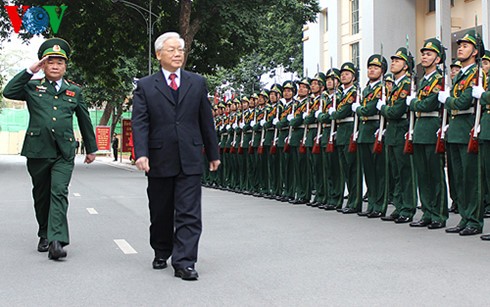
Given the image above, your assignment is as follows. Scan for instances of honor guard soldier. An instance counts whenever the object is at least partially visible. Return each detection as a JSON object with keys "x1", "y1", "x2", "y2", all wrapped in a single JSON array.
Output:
[
  {"x1": 377, "y1": 47, "x2": 417, "y2": 223},
  {"x1": 318, "y1": 68, "x2": 344, "y2": 210},
  {"x1": 3, "y1": 38, "x2": 98, "y2": 260},
  {"x1": 479, "y1": 50, "x2": 490, "y2": 218},
  {"x1": 450, "y1": 60, "x2": 463, "y2": 82},
  {"x1": 438, "y1": 30, "x2": 484, "y2": 236},
  {"x1": 407, "y1": 38, "x2": 448, "y2": 229},
  {"x1": 237, "y1": 96, "x2": 251, "y2": 193},
  {"x1": 328, "y1": 62, "x2": 362, "y2": 213},
  {"x1": 253, "y1": 90, "x2": 269, "y2": 196},
  {"x1": 266, "y1": 84, "x2": 283, "y2": 199},
  {"x1": 352, "y1": 54, "x2": 387, "y2": 218}
]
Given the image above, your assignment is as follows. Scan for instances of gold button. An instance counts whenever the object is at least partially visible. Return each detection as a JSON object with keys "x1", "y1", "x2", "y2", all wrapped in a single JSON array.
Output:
[
  {"x1": 69, "y1": 138, "x2": 73, "y2": 141},
  {"x1": 30, "y1": 132, "x2": 33, "y2": 136},
  {"x1": 53, "y1": 106, "x2": 57, "y2": 110},
  {"x1": 51, "y1": 129, "x2": 55, "y2": 132},
  {"x1": 69, "y1": 99, "x2": 72, "y2": 102},
  {"x1": 52, "y1": 117, "x2": 56, "y2": 121},
  {"x1": 54, "y1": 96, "x2": 58, "y2": 99},
  {"x1": 39, "y1": 94, "x2": 42, "y2": 97}
]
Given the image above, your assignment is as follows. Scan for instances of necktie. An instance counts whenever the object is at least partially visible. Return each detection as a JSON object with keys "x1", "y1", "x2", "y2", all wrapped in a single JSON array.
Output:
[
  {"x1": 51, "y1": 81, "x2": 58, "y2": 92},
  {"x1": 169, "y1": 73, "x2": 178, "y2": 90}
]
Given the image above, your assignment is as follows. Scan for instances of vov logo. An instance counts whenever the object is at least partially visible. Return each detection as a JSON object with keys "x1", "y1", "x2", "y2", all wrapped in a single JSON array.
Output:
[{"x1": 4, "y1": 5, "x2": 68, "y2": 34}]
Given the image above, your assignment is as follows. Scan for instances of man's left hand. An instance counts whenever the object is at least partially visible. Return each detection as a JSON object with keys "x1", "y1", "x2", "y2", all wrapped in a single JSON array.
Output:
[
  {"x1": 84, "y1": 153, "x2": 96, "y2": 164},
  {"x1": 209, "y1": 160, "x2": 221, "y2": 171}
]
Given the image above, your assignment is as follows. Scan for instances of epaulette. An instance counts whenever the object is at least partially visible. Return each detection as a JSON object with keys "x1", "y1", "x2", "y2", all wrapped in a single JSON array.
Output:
[{"x1": 66, "y1": 79, "x2": 82, "y2": 87}]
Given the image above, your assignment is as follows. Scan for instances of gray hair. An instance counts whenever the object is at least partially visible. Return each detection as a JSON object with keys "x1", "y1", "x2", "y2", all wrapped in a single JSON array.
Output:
[{"x1": 154, "y1": 32, "x2": 185, "y2": 52}]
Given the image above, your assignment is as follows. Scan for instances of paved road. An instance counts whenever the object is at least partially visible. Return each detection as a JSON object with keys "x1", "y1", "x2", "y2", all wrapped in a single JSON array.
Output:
[{"x1": 0, "y1": 154, "x2": 489, "y2": 306}]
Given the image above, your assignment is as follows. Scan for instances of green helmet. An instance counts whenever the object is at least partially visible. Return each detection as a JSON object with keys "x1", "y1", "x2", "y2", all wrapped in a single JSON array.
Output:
[
  {"x1": 457, "y1": 29, "x2": 485, "y2": 57},
  {"x1": 282, "y1": 80, "x2": 297, "y2": 94},
  {"x1": 420, "y1": 37, "x2": 446, "y2": 62},
  {"x1": 270, "y1": 83, "x2": 283, "y2": 94},
  {"x1": 340, "y1": 62, "x2": 358, "y2": 78},
  {"x1": 312, "y1": 72, "x2": 326, "y2": 86},
  {"x1": 384, "y1": 73, "x2": 395, "y2": 83},
  {"x1": 259, "y1": 89, "x2": 270, "y2": 100},
  {"x1": 482, "y1": 50, "x2": 490, "y2": 62},
  {"x1": 297, "y1": 77, "x2": 311, "y2": 88},
  {"x1": 367, "y1": 54, "x2": 388, "y2": 74},
  {"x1": 326, "y1": 68, "x2": 341, "y2": 81},
  {"x1": 240, "y1": 95, "x2": 250, "y2": 103},
  {"x1": 450, "y1": 60, "x2": 462, "y2": 68},
  {"x1": 391, "y1": 47, "x2": 415, "y2": 73}
]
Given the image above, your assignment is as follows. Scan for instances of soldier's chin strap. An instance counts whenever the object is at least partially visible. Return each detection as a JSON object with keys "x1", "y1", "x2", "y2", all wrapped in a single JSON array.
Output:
[{"x1": 459, "y1": 46, "x2": 478, "y2": 64}]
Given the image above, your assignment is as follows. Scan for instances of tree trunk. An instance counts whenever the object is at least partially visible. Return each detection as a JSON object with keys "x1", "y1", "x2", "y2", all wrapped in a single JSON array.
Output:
[
  {"x1": 98, "y1": 102, "x2": 113, "y2": 126},
  {"x1": 179, "y1": 0, "x2": 201, "y2": 68},
  {"x1": 111, "y1": 103, "x2": 124, "y2": 136}
]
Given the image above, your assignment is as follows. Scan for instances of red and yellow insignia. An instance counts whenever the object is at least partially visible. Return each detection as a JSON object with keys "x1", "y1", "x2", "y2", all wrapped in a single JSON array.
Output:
[
  {"x1": 53, "y1": 45, "x2": 61, "y2": 52},
  {"x1": 348, "y1": 96, "x2": 355, "y2": 103},
  {"x1": 400, "y1": 90, "x2": 408, "y2": 99},
  {"x1": 66, "y1": 90, "x2": 76, "y2": 97},
  {"x1": 376, "y1": 92, "x2": 381, "y2": 98}
]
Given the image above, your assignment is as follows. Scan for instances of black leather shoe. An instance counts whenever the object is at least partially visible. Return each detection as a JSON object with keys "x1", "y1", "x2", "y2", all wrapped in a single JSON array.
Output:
[
  {"x1": 445, "y1": 226, "x2": 464, "y2": 233},
  {"x1": 37, "y1": 237, "x2": 49, "y2": 252},
  {"x1": 309, "y1": 202, "x2": 320, "y2": 207},
  {"x1": 48, "y1": 241, "x2": 67, "y2": 260},
  {"x1": 290, "y1": 199, "x2": 308, "y2": 205},
  {"x1": 342, "y1": 208, "x2": 358, "y2": 214},
  {"x1": 152, "y1": 257, "x2": 167, "y2": 270},
  {"x1": 317, "y1": 204, "x2": 327, "y2": 209},
  {"x1": 357, "y1": 211, "x2": 371, "y2": 217},
  {"x1": 323, "y1": 205, "x2": 337, "y2": 211},
  {"x1": 409, "y1": 220, "x2": 431, "y2": 227},
  {"x1": 367, "y1": 211, "x2": 385, "y2": 218},
  {"x1": 427, "y1": 221, "x2": 445, "y2": 229},
  {"x1": 381, "y1": 215, "x2": 397, "y2": 222},
  {"x1": 459, "y1": 227, "x2": 482, "y2": 236},
  {"x1": 448, "y1": 203, "x2": 458, "y2": 213},
  {"x1": 174, "y1": 267, "x2": 199, "y2": 280},
  {"x1": 394, "y1": 216, "x2": 413, "y2": 223},
  {"x1": 484, "y1": 212, "x2": 490, "y2": 218},
  {"x1": 336, "y1": 207, "x2": 344, "y2": 212},
  {"x1": 480, "y1": 234, "x2": 490, "y2": 240}
]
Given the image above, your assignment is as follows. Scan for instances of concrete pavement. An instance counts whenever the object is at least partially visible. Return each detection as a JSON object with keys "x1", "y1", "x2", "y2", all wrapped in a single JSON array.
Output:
[{"x1": 0, "y1": 154, "x2": 489, "y2": 306}]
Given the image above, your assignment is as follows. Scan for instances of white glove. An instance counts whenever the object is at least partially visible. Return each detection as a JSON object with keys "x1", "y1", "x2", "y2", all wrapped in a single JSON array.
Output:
[
  {"x1": 438, "y1": 90, "x2": 449, "y2": 104},
  {"x1": 226, "y1": 124, "x2": 231, "y2": 130},
  {"x1": 250, "y1": 120, "x2": 256, "y2": 127},
  {"x1": 272, "y1": 118, "x2": 279, "y2": 126},
  {"x1": 232, "y1": 123, "x2": 238, "y2": 129},
  {"x1": 219, "y1": 126, "x2": 224, "y2": 131},
  {"x1": 260, "y1": 119, "x2": 266, "y2": 126},
  {"x1": 302, "y1": 112, "x2": 308, "y2": 119},
  {"x1": 354, "y1": 131, "x2": 359, "y2": 139},
  {"x1": 477, "y1": 124, "x2": 481, "y2": 133},
  {"x1": 374, "y1": 129, "x2": 379, "y2": 137},
  {"x1": 239, "y1": 122, "x2": 245, "y2": 129},
  {"x1": 315, "y1": 110, "x2": 322, "y2": 118},
  {"x1": 436, "y1": 124, "x2": 450, "y2": 137},
  {"x1": 287, "y1": 114, "x2": 294, "y2": 121},
  {"x1": 382, "y1": 129, "x2": 386, "y2": 136},
  {"x1": 406, "y1": 94, "x2": 416, "y2": 106},
  {"x1": 376, "y1": 99, "x2": 385, "y2": 110},
  {"x1": 351, "y1": 102, "x2": 361, "y2": 112},
  {"x1": 328, "y1": 107, "x2": 335, "y2": 115},
  {"x1": 472, "y1": 85, "x2": 485, "y2": 99}
]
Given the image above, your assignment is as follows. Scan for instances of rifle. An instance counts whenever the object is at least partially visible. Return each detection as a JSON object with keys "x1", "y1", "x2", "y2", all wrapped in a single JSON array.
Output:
[
  {"x1": 348, "y1": 85, "x2": 360, "y2": 153},
  {"x1": 270, "y1": 101, "x2": 280, "y2": 155},
  {"x1": 299, "y1": 97, "x2": 310, "y2": 154},
  {"x1": 373, "y1": 44, "x2": 385, "y2": 154},
  {"x1": 435, "y1": 53, "x2": 449, "y2": 154},
  {"x1": 248, "y1": 105, "x2": 257, "y2": 154},
  {"x1": 312, "y1": 92, "x2": 324, "y2": 154},
  {"x1": 229, "y1": 114, "x2": 238, "y2": 154},
  {"x1": 257, "y1": 109, "x2": 267, "y2": 155},
  {"x1": 326, "y1": 85, "x2": 337, "y2": 153},
  {"x1": 403, "y1": 35, "x2": 414, "y2": 155},
  {"x1": 468, "y1": 15, "x2": 482, "y2": 154},
  {"x1": 223, "y1": 114, "x2": 230, "y2": 153},
  {"x1": 283, "y1": 101, "x2": 295, "y2": 153},
  {"x1": 238, "y1": 110, "x2": 245, "y2": 154}
]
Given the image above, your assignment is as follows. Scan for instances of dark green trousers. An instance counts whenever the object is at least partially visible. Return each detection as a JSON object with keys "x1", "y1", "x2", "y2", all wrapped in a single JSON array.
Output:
[
  {"x1": 446, "y1": 145, "x2": 460, "y2": 208},
  {"x1": 27, "y1": 155, "x2": 74, "y2": 245},
  {"x1": 322, "y1": 148, "x2": 343, "y2": 207},
  {"x1": 447, "y1": 143, "x2": 483, "y2": 229},
  {"x1": 309, "y1": 148, "x2": 324, "y2": 203},
  {"x1": 338, "y1": 144, "x2": 362, "y2": 211},
  {"x1": 268, "y1": 147, "x2": 281, "y2": 196},
  {"x1": 413, "y1": 144, "x2": 448, "y2": 223},
  {"x1": 482, "y1": 142, "x2": 490, "y2": 214},
  {"x1": 292, "y1": 146, "x2": 310, "y2": 200},
  {"x1": 280, "y1": 148, "x2": 294, "y2": 198},
  {"x1": 359, "y1": 143, "x2": 385, "y2": 213},
  {"x1": 256, "y1": 150, "x2": 268, "y2": 194}
]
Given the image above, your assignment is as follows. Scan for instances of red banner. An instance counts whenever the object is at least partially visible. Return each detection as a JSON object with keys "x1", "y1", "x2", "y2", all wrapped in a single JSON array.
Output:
[
  {"x1": 122, "y1": 119, "x2": 132, "y2": 153},
  {"x1": 95, "y1": 126, "x2": 111, "y2": 151}
]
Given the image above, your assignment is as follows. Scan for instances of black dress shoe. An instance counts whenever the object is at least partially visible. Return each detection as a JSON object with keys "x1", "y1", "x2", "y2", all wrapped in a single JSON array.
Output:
[
  {"x1": 152, "y1": 257, "x2": 167, "y2": 270},
  {"x1": 480, "y1": 234, "x2": 490, "y2": 240},
  {"x1": 394, "y1": 216, "x2": 413, "y2": 223},
  {"x1": 357, "y1": 211, "x2": 371, "y2": 217},
  {"x1": 174, "y1": 267, "x2": 199, "y2": 280},
  {"x1": 289, "y1": 199, "x2": 308, "y2": 205},
  {"x1": 48, "y1": 241, "x2": 67, "y2": 260},
  {"x1": 336, "y1": 207, "x2": 344, "y2": 212},
  {"x1": 309, "y1": 202, "x2": 320, "y2": 207},
  {"x1": 323, "y1": 205, "x2": 337, "y2": 211},
  {"x1": 448, "y1": 203, "x2": 458, "y2": 213},
  {"x1": 459, "y1": 227, "x2": 482, "y2": 236},
  {"x1": 381, "y1": 215, "x2": 397, "y2": 222},
  {"x1": 409, "y1": 220, "x2": 431, "y2": 227},
  {"x1": 427, "y1": 221, "x2": 445, "y2": 229},
  {"x1": 484, "y1": 211, "x2": 490, "y2": 218},
  {"x1": 342, "y1": 207, "x2": 358, "y2": 214},
  {"x1": 445, "y1": 226, "x2": 464, "y2": 233},
  {"x1": 37, "y1": 237, "x2": 49, "y2": 252},
  {"x1": 367, "y1": 211, "x2": 385, "y2": 218}
]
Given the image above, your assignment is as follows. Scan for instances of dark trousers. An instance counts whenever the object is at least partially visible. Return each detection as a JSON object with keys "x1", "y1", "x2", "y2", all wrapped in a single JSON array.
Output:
[
  {"x1": 113, "y1": 147, "x2": 118, "y2": 161},
  {"x1": 359, "y1": 143, "x2": 385, "y2": 213},
  {"x1": 27, "y1": 156, "x2": 74, "y2": 245},
  {"x1": 147, "y1": 173, "x2": 202, "y2": 269}
]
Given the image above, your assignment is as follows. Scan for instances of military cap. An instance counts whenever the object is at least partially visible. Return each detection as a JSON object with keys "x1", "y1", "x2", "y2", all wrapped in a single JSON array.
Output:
[
  {"x1": 218, "y1": 101, "x2": 226, "y2": 108},
  {"x1": 340, "y1": 62, "x2": 357, "y2": 76},
  {"x1": 225, "y1": 99, "x2": 233, "y2": 106},
  {"x1": 233, "y1": 97, "x2": 241, "y2": 104},
  {"x1": 312, "y1": 72, "x2": 326, "y2": 85},
  {"x1": 326, "y1": 68, "x2": 341, "y2": 81},
  {"x1": 297, "y1": 77, "x2": 311, "y2": 88},
  {"x1": 213, "y1": 104, "x2": 218, "y2": 110},
  {"x1": 450, "y1": 60, "x2": 462, "y2": 68},
  {"x1": 482, "y1": 50, "x2": 490, "y2": 62},
  {"x1": 457, "y1": 30, "x2": 485, "y2": 57},
  {"x1": 367, "y1": 54, "x2": 388, "y2": 74},
  {"x1": 37, "y1": 37, "x2": 71, "y2": 60},
  {"x1": 270, "y1": 83, "x2": 283, "y2": 94},
  {"x1": 384, "y1": 73, "x2": 394, "y2": 83},
  {"x1": 391, "y1": 47, "x2": 415, "y2": 72},
  {"x1": 282, "y1": 80, "x2": 297, "y2": 94},
  {"x1": 259, "y1": 89, "x2": 270, "y2": 99},
  {"x1": 251, "y1": 93, "x2": 259, "y2": 99},
  {"x1": 241, "y1": 95, "x2": 250, "y2": 103}
]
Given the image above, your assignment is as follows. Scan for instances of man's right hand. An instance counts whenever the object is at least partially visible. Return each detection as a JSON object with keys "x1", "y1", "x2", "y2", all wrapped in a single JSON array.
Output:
[
  {"x1": 29, "y1": 56, "x2": 49, "y2": 74},
  {"x1": 135, "y1": 156, "x2": 150, "y2": 172}
]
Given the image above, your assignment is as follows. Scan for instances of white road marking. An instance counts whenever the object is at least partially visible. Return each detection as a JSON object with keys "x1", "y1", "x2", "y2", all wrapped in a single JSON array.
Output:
[
  {"x1": 114, "y1": 239, "x2": 138, "y2": 254},
  {"x1": 73, "y1": 193, "x2": 81, "y2": 197},
  {"x1": 86, "y1": 208, "x2": 98, "y2": 215}
]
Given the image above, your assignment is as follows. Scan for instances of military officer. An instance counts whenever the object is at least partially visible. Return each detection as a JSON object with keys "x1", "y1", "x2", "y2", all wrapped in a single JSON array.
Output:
[
  {"x1": 377, "y1": 47, "x2": 417, "y2": 223},
  {"x1": 328, "y1": 62, "x2": 362, "y2": 213},
  {"x1": 352, "y1": 54, "x2": 387, "y2": 218},
  {"x1": 438, "y1": 30, "x2": 484, "y2": 236},
  {"x1": 407, "y1": 38, "x2": 448, "y2": 229},
  {"x1": 3, "y1": 38, "x2": 97, "y2": 260}
]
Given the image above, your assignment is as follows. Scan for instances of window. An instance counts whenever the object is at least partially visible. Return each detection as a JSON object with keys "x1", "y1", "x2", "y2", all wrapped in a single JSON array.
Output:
[
  {"x1": 351, "y1": 42, "x2": 360, "y2": 68},
  {"x1": 429, "y1": 0, "x2": 455, "y2": 13},
  {"x1": 324, "y1": 9, "x2": 328, "y2": 32},
  {"x1": 351, "y1": 0, "x2": 359, "y2": 34}
]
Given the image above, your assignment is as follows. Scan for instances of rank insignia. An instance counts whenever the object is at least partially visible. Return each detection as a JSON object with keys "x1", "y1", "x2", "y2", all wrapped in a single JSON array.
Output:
[
  {"x1": 400, "y1": 90, "x2": 408, "y2": 99},
  {"x1": 35, "y1": 85, "x2": 47, "y2": 93},
  {"x1": 66, "y1": 90, "x2": 76, "y2": 97}
]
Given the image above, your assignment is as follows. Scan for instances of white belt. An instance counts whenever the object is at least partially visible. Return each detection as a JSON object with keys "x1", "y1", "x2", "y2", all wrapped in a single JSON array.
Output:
[
  {"x1": 416, "y1": 111, "x2": 439, "y2": 118},
  {"x1": 337, "y1": 117, "x2": 354, "y2": 123},
  {"x1": 298, "y1": 124, "x2": 318, "y2": 128},
  {"x1": 361, "y1": 115, "x2": 379, "y2": 121},
  {"x1": 451, "y1": 107, "x2": 474, "y2": 116}
]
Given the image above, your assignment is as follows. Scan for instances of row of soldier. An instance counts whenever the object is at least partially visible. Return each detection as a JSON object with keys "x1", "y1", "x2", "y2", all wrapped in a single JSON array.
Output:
[{"x1": 202, "y1": 29, "x2": 490, "y2": 241}]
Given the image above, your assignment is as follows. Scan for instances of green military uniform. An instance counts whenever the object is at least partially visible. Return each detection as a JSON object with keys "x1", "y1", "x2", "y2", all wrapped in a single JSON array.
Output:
[
  {"x1": 265, "y1": 84, "x2": 282, "y2": 199},
  {"x1": 241, "y1": 97, "x2": 254, "y2": 194},
  {"x1": 442, "y1": 30, "x2": 484, "y2": 234},
  {"x1": 330, "y1": 63, "x2": 362, "y2": 213},
  {"x1": 254, "y1": 90, "x2": 269, "y2": 196},
  {"x1": 354, "y1": 55, "x2": 387, "y2": 217},
  {"x1": 379, "y1": 48, "x2": 417, "y2": 222},
  {"x1": 3, "y1": 38, "x2": 97, "y2": 249},
  {"x1": 408, "y1": 38, "x2": 448, "y2": 227},
  {"x1": 481, "y1": 50, "x2": 490, "y2": 218}
]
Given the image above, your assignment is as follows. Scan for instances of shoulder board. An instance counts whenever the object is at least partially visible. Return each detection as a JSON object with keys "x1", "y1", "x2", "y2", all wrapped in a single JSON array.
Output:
[{"x1": 66, "y1": 79, "x2": 82, "y2": 87}]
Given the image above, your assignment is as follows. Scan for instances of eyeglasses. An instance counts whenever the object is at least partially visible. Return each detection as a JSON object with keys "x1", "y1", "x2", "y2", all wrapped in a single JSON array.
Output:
[{"x1": 163, "y1": 48, "x2": 185, "y2": 54}]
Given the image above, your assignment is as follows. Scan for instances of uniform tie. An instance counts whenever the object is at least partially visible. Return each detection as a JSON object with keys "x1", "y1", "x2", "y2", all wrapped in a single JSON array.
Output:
[
  {"x1": 169, "y1": 73, "x2": 178, "y2": 90},
  {"x1": 51, "y1": 81, "x2": 58, "y2": 92}
]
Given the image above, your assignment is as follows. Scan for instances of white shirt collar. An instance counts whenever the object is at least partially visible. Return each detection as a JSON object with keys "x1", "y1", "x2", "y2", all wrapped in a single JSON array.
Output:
[
  {"x1": 460, "y1": 63, "x2": 475, "y2": 75},
  {"x1": 369, "y1": 80, "x2": 381, "y2": 88},
  {"x1": 424, "y1": 69, "x2": 437, "y2": 80},
  {"x1": 394, "y1": 74, "x2": 406, "y2": 86},
  {"x1": 161, "y1": 68, "x2": 181, "y2": 87},
  {"x1": 342, "y1": 84, "x2": 353, "y2": 92}
]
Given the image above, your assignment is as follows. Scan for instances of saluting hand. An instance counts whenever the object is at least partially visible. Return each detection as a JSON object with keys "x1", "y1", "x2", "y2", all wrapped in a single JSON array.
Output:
[
  {"x1": 136, "y1": 156, "x2": 150, "y2": 172},
  {"x1": 29, "y1": 56, "x2": 49, "y2": 74}
]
